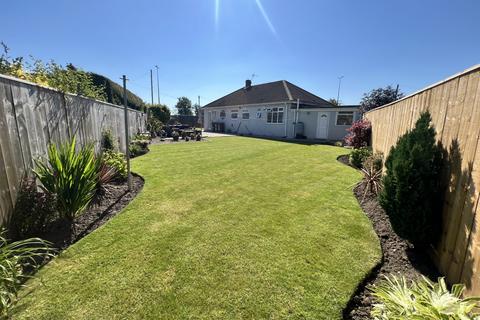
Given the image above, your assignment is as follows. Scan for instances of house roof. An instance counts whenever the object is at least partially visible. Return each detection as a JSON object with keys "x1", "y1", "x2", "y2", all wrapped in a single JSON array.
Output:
[{"x1": 202, "y1": 80, "x2": 335, "y2": 109}]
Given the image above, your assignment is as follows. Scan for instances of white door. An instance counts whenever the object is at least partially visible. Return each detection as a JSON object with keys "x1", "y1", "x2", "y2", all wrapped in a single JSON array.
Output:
[{"x1": 316, "y1": 112, "x2": 329, "y2": 139}]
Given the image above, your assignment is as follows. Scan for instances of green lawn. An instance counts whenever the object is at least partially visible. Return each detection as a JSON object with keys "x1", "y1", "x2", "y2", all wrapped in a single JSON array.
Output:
[{"x1": 15, "y1": 137, "x2": 380, "y2": 319}]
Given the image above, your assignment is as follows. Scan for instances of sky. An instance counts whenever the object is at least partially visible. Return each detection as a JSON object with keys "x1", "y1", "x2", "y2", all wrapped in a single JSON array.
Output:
[{"x1": 1, "y1": 0, "x2": 479, "y2": 111}]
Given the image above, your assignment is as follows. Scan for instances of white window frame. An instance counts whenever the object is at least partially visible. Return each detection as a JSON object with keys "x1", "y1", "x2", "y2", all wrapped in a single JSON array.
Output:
[
  {"x1": 230, "y1": 109, "x2": 239, "y2": 120},
  {"x1": 220, "y1": 110, "x2": 226, "y2": 118},
  {"x1": 266, "y1": 107, "x2": 284, "y2": 124},
  {"x1": 242, "y1": 110, "x2": 250, "y2": 120},
  {"x1": 336, "y1": 111, "x2": 354, "y2": 126}
]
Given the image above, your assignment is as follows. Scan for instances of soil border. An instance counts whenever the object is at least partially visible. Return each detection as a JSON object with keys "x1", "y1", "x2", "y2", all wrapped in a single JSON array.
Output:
[{"x1": 338, "y1": 155, "x2": 439, "y2": 320}]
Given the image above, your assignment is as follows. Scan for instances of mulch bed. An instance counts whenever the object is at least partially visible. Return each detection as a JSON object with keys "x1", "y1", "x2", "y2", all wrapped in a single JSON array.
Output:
[
  {"x1": 338, "y1": 156, "x2": 439, "y2": 320},
  {"x1": 40, "y1": 174, "x2": 144, "y2": 251}
]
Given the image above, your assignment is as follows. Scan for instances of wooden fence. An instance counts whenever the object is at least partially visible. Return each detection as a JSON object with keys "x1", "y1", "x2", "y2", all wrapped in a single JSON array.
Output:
[
  {"x1": 0, "y1": 74, "x2": 146, "y2": 225},
  {"x1": 365, "y1": 65, "x2": 480, "y2": 295}
]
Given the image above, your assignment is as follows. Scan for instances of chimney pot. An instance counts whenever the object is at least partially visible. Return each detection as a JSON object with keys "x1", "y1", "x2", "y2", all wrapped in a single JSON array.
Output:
[{"x1": 245, "y1": 79, "x2": 252, "y2": 90}]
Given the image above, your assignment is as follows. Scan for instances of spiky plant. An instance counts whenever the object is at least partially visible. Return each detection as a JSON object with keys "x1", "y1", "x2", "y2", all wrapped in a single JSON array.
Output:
[
  {"x1": 34, "y1": 136, "x2": 98, "y2": 232},
  {"x1": 0, "y1": 231, "x2": 53, "y2": 318},
  {"x1": 370, "y1": 275, "x2": 480, "y2": 320}
]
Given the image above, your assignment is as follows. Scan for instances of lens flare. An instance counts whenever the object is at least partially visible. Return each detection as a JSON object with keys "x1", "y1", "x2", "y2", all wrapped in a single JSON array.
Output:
[{"x1": 254, "y1": 0, "x2": 277, "y2": 36}]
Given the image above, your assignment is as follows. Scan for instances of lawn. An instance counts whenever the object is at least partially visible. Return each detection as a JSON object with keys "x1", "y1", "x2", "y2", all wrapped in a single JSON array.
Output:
[{"x1": 15, "y1": 137, "x2": 380, "y2": 319}]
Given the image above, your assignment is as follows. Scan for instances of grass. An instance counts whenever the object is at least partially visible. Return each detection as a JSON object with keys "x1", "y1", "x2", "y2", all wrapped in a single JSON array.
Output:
[{"x1": 15, "y1": 137, "x2": 380, "y2": 319}]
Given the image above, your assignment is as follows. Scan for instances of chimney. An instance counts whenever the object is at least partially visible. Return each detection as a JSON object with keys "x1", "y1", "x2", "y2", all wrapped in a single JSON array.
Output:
[{"x1": 245, "y1": 79, "x2": 252, "y2": 90}]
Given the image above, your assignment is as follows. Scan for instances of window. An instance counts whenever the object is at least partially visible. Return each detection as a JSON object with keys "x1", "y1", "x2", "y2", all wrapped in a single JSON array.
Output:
[
  {"x1": 220, "y1": 110, "x2": 226, "y2": 118},
  {"x1": 266, "y1": 107, "x2": 284, "y2": 124},
  {"x1": 336, "y1": 111, "x2": 354, "y2": 125},
  {"x1": 242, "y1": 110, "x2": 250, "y2": 120},
  {"x1": 231, "y1": 110, "x2": 238, "y2": 119},
  {"x1": 212, "y1": 111, "x2": 217, "y2": 119}
]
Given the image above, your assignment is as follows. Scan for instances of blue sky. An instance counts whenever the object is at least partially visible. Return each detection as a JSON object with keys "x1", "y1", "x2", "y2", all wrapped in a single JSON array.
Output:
[{"x1": 1, "y1": 0, "x2": 479, "y2": 111}]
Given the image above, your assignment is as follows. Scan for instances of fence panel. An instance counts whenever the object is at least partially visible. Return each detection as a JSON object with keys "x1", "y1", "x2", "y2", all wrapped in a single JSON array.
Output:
[
  {"x1": 365, "y1": 65, "x2": 480, "y2": 295},
  {"x1": 0, "y1": 75, "x2": 146, "y2": 224}
]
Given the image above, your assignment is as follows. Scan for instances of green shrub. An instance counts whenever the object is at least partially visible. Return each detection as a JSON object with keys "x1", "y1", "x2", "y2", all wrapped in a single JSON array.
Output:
[
  {"x1": 195, "y1": 134, "x2": 202, "y2": 141},
  {"x1": 101, "y1": 129, "x2": 116, "y2": 151},
  {"x1": 370, "y1": 275, "x2": 480, "y2": 319},
  {"x1": 11, "y1": 177, "x2": 56, "y2": 239},
  {"x1": 34, "y1": 136, "x2": 98, "y2": 230},
  {"x1": 349, "y1": 147, "x2": 372, "y2": 168},
  {"x1": 0, "y1": 231, "x2": 53, "y2": 318},
  {"x1": 102, "y1": 151, "x2": 127, "y2": 179},
  {"x1": 129, "y1": 141, "x2": 149, "y2": 158},
  {"x1": 379, "y1": 112, "x2": 443, "y2": 247},
  {"x1": 334, "y1": 141, "x2": 343, "y2": 147}
]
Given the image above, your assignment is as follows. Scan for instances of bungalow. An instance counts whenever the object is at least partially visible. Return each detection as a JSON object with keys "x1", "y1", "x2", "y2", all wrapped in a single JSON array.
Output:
[{"x1": 202, "y1": 80, "x2": 360, "y2": 141}]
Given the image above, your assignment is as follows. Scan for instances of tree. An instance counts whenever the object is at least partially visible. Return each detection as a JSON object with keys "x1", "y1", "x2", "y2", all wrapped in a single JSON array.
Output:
[
  {"x1": 379, "y1": 112, "x2": 443, "y2": 247},
  {"x1": 360, "y1": 85, "x2": 404, "y2": 113},
  {"x1": 148, "y1": 104, "x2": 170, "y2": 123},
  {"x1": 328, "y1": 98, "x2": 340, "y2": 106},
  {"x1": 175, "y1": 97, "x2": 193, "y2": 115},
  {"x1": 193, "y1": 103, "x2": 201, "y2": 116}
]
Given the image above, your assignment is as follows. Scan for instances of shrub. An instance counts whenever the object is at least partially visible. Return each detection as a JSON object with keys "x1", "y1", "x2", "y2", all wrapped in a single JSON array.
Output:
[
  {"x1": 349, "y1": 147, "x2": 372, "y2": 168},
  {"x1": 172, "y1": 131, "x2": 180, "y2": 142},
  {"x1": 102, "y1": 151, "x2": 127, "y2": 180},
  {"x1": 379, "y1": 112, "x2": 443, "y2": 247},
  {"x1": 359, "y1": 154, "x2": 383, "y2": 201},
  {"x1": 0, "y1": 232, "x2": 53, "y2": 317},
  {"x1": 129, "y1": 141, "x2": 149, "y2": 158},
  {"x1": 196, "y1": 134, "x2": 202, "y2": 141},
  {"x1": 101, "y1": 129, "x2": 115, "y2": 151},
  {"x1": 34, "y1": 136, "x2": 98, "y2": 230},
  {"x1": 370, "y1": 275, "x2": 480, "y2": 319},
  {"x1": 334, "y1": 141, "x2": 343, "y2": 147},
  {"x1": 345, "y1": 119, "x2": 372, "y2": 148},
  {"x1": 11, "y1": 177, "x2": 56, "y2": 239}
]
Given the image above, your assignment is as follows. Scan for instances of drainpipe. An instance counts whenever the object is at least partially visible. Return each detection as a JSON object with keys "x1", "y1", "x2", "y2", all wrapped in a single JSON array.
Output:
[{"x1": 293, "y1": 98, "x2": 300, "y2": 138}]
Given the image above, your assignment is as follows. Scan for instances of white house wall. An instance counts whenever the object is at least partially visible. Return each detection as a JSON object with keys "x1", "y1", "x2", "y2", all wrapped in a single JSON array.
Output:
[{"x1": 203, "y1": 105, "x2": 360, "y2": 141}]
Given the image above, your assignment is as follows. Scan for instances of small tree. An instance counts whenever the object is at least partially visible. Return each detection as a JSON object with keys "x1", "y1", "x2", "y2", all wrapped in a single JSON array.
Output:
[
  {"x1": 345, "y1": 119, "x2": 371, "y2": 148},
  {"x1": 379, "y1": 111, "x2": 443, "y2": 247},
  {"x1": 148, "y1": 104, "x2": 170, "y2": 123},
  {"x1": 175, "y1": 97, "x2": 193, "y2": 115},
  {"x1": 328, "y1": 98, "x2": 340, "y2": 106},
  {"x1": 360, "y1": 86, "x2": 404, "y2": 113}
]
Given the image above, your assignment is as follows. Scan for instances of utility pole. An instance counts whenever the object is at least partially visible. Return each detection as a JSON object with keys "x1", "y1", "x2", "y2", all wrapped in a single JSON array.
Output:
[
  {"x1": 150, "y1": 69, "x2": 154, "y2": 105},
  {"x1": 395, "y1": 84, "x2": 400, "y2": 100},
  {"x1": 155, "y1": 65, "x2": 160, "y2": 104},
  {"x1": 198, "y1": 95, "x2": 201, "y2": 107},
  {"x1": 122, "y1": 75, "x2": 132, "y2": 191},
  {"x1": 336, "y1": 75, "x2": 344, "y2": 106}
]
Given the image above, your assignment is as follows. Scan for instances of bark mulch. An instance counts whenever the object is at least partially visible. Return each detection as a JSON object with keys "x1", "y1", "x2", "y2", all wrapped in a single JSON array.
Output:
[{"x1": 338, "y1": 155, "x2": 439, "y2": 320}]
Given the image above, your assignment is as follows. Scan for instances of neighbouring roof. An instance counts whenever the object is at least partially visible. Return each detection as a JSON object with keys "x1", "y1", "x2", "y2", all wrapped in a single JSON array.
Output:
[{"x1": 202, "y1": 80, "x2": 335, "y2": 109}]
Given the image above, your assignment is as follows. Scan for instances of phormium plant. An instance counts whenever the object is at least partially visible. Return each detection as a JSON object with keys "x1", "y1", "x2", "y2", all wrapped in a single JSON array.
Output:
[
  {"x1": 34, "y1": 136, "x2": 98, "y2": 232},
  {"x1": 379, "y1": 111, "x2": 443, "y2": 247}
]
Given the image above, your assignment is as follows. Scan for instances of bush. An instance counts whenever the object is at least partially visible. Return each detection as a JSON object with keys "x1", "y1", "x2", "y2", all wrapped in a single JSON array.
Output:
[
  {"x1": 102, "y1": 151, "x2": 127, "y2": 180},
  {"x1": 345, "y1": 119, "x2": 372, "y2": 148},
  {"x1": 11, "y1": 177, "x2": 56, "y2": 239},
  {"x1": 196, "y1": 134, "x2": 202, "y2": 141},
  {"x1": 334, "y1": 141, "x2": 343, "y2": 147},
  {"x1": 370, "y1": 275, "x2": 480, "y2": 319},
  {"x1": 101, "y1": 129, "x2": 116, "y2": 151},
  {"x1": 0, "y1": 232, "x2": 53, "y2": 317},
  {"x1": 172, "y1": 131, "x2": 180, "y2": 142},
  {"x1": 34, "y1": 136, "x2": 98, "y2": 230},
  {"x1": 349, "y1": 147, "x2": 372, "y2": 168},
  {"x1": 359, "y1": 154, "x2": 383, "y2": 200},
  {"x1": 379, "y1": 112, "x2": 443, "y2": 247},
  {"x1": 129, "y1": 141, "x2": 149, "y2": 158}
]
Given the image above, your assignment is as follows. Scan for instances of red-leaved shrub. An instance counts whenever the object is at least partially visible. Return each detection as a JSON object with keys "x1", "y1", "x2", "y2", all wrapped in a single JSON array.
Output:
[{"x1": 345, "y1": 119, "x2": 371, "y2": 148}]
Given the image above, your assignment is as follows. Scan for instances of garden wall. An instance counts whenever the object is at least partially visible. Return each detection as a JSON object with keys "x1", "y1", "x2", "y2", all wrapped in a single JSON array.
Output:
[
  {"x1": 365, "y1": 65, "x2": 480, "y2": 295},
  {"x1": 0, "y1": 74, "x2": 146, "y2": 225}
]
